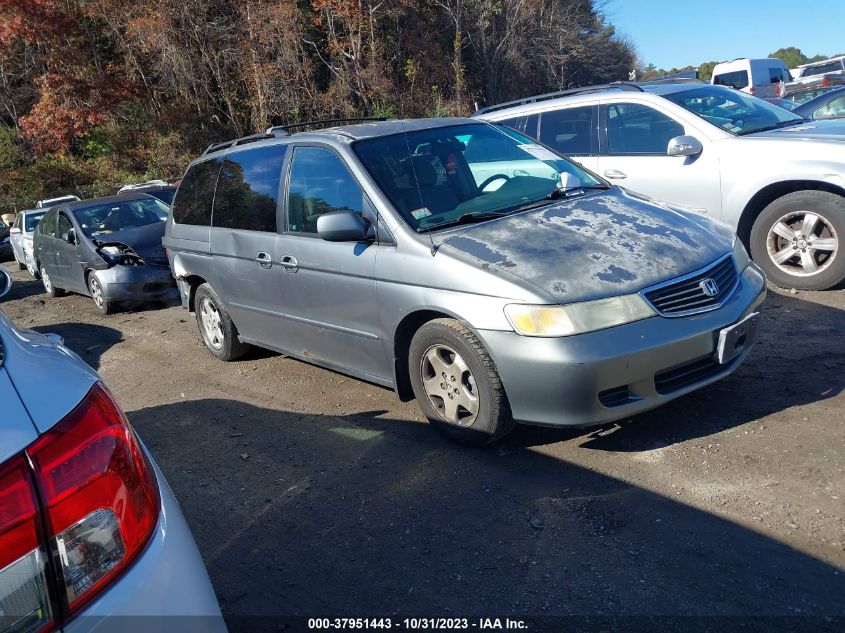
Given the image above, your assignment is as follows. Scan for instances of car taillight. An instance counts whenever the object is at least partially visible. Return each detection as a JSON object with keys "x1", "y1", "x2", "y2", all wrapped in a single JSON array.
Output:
[
  {"x1": 0, "y1": 383, "x2": 160, "y2": 632},
  {"x1": 822, "y1": 76, "x2": 831, "y2": 87},
  {"x1": 28, "y1": 383, "x2": 160, "y2": 617},
  {"x1": 0, "y1": 457, "x2": 52, "y2": 633},
  {"x1": 749, "y1": 86, "x2": 756, "y2": 95}
]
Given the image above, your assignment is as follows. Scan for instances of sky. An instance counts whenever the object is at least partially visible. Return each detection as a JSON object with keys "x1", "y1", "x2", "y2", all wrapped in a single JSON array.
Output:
[{"x1": 606, "y1": 0, "x2": 844, "y2": 70}]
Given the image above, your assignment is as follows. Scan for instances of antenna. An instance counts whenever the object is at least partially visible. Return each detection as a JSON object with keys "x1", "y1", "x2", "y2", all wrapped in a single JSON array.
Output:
[{"x1": 399, "y1": 120, "x2": 438, "y2": 256}]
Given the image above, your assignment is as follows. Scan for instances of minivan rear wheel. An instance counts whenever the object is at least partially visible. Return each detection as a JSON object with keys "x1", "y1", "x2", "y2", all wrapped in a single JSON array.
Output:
[
  {"x1": 750, "y1": 190, "x2": 845, "y2": 290},
  {"x1": 194, "y1": 283, "x2": 248, "y2": 361},
  {"x1": 409, "y1": 318, "x2": 514, "y2": 446}
]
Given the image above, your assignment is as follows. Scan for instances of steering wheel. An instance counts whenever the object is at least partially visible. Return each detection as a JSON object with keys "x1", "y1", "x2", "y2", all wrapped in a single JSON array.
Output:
[{"x1": 478, "y1": 174, "x2": 511, "y2": 191}]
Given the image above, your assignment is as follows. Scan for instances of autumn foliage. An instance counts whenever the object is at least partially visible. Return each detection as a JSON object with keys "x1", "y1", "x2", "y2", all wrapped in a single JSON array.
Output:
[{"x1": 0, "y1": 0, "x2": 635, "y2": 207}]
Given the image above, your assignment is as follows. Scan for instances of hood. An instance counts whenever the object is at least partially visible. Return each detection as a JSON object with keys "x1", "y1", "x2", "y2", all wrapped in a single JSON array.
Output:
[
  {"x1": 96, "y1": 221, "x2": 167, "y2": 262},
  {"x1": 438, "y1": 188, "x2": 735, "y2": 303},
  {"x1": 748, "y1": 119, "x2": 845, "y2": 143}
]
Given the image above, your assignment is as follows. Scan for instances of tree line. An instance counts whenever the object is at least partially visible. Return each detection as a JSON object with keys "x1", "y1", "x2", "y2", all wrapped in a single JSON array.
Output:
[{"x1": 0, "y1": 0, "x2": 635, "y2": 209}]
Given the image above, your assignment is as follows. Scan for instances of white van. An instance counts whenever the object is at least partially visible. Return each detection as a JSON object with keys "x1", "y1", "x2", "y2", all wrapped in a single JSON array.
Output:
[{"x1": 711, "y1": 58, "x2": 791, "y2": 98}]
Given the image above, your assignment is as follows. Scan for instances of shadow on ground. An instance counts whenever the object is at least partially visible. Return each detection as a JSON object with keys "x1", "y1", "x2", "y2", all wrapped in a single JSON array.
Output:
[
  {"x1": 508, "y1": 290, "x2": 845, "y2": 451},
  {"x1": 30, "y1": 322, "x2": 123, "y2": 369},
  {"x1": 129, "y1": 400, "x2": 845, "y2": 631}
]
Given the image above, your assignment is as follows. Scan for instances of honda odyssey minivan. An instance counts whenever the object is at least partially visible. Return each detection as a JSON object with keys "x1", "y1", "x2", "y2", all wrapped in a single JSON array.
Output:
[{"x1": 164, "y1": 118, "x2": 766, "y2": 445}]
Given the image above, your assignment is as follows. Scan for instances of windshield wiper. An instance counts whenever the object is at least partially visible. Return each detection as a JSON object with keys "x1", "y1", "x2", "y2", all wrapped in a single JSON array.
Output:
[
  {"x1": 419, "y1": 211, "x2": 512, "y2": 232},
  {"x1": 739, "y1": 118, "x2": 809, "y2": 135}
]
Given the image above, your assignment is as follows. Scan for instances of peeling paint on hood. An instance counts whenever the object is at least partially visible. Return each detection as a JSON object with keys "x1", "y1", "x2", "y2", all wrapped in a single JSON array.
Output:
[{"x1": 439, "y1": 188, "x2": 735, "y2": 303}]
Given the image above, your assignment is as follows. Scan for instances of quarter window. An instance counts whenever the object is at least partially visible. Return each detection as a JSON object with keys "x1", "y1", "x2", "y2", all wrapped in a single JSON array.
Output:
[
  {"x1": 713, "y1": 70, "x2": 749, "y2": 90},
  {"x1": 539, "y1": 106, "x2": 597, "y2": 156},
  {"x1": 213, "y1": 145, "x2": 286, "y2": 232},
  {"x1": 172, "y1": 158, "x2": 222, "y2": 226},
  {"x1": 606, "y1": 103, "x2": 685, "y2": 155},
  {"x1": 286, "y1": 147, "x2": 363, "y2": 234}
]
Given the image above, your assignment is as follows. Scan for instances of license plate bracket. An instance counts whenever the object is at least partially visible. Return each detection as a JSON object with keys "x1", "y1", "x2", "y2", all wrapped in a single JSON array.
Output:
[{"x1": 716, "y1": 312, "x2": 760, "y2": 365}]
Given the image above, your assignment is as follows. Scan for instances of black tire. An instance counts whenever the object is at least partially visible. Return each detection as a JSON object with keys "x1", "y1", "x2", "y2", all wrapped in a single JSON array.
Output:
[
  {"x1": 87, "y1": 273, "x2": 114, "y2": 315},
  {"x1": 750, "y1": 190, "x2": 845, "y2": 290},
  {"x1": 194, "y1": 283, "x2": 248, "y2": 361},
  {"x1": 408, "y1": 318, "x2": 514, "y2": 446},
  {"x1": 39, "y1": 265, "x2": 65, "y2": 298}
]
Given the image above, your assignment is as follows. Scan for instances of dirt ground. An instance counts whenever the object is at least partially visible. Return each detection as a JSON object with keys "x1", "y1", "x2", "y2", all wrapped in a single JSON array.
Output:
[{"x1": 2, "y1": 260, "x2": 844, "y2": 630}]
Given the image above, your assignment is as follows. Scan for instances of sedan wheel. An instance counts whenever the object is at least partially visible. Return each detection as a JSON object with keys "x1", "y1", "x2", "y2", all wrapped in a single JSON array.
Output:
[
  {"x1": 40, "y1": 265, "x2": 64, "y2": 298},
  {"x1": 25, "y1": 253, "x2": 37, "y2": 277},
  {"x1": 420, "y1": 344, "x2": 479, "y2": 427}
]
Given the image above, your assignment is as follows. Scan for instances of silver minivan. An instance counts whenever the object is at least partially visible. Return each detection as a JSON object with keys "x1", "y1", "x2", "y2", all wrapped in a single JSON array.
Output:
[{"x1": 164, "y1": 118, "x2": 766, "y2": 445}]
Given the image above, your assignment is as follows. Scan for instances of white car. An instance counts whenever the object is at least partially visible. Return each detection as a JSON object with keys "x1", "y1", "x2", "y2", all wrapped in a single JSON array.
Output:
[
  {"x1": 36, "y1": 195, "x2": 81, "y2": 209},
  {"x1": 9, "y1": 209, "x2": 44, "y2": 276},
  {"x1": 476, "y1": 82, "x2": 845, "y2": 290},
  {"x1": 711, "y1": 58, "x2": 791, "y2": 99}
]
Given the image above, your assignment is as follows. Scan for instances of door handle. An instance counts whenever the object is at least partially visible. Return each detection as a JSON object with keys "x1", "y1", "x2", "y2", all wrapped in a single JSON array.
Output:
[
  {"x1": 280, "y1": 255, "x2": 299, "y2": 272},
  {"x1": 603, "y1": 169, "x2": 627, "y2": 180},
  {"x1": 256, "y1": 251, "x2": 273, "y2": 269}
]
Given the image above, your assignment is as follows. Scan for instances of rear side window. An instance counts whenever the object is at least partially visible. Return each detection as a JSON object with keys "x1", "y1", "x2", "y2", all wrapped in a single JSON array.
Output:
[
  {"x1": 212, "y1": 145, "x2": 286, "y2": 232},
  {"x1": 713, "y1": 70, "x2": 749, "y2": 89},
  {"x1": 172, "y1": 158, "x2": 222, "y2": 226},
  {"x1": 498, "y1": 114, "x2": 538, "y2": 138},
  {"x1": 769, "y1": 68, "x2": 788, "y2": 84},
  {"x1": 286, "y1": 147, "x2": 363, "y2": 235},
  {"x1": 539, "y1": 105, "x2": 597, "y2": 156},
  {"x1": 803, "y1": 61, "x2": 844, "y2": 77},
  {"x1": 605, "y1": 103, "x2": 685, "y2": 155}
]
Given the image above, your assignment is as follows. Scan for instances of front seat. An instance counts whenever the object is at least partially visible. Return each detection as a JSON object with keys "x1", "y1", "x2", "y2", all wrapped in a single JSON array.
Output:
[{"x1": 405, "y1": 155, "x2": 459, "y2": 214}]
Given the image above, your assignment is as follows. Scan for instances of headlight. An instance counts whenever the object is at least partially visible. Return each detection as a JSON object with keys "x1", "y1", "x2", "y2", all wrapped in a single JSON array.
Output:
[
  {"x1": 732, "y1": 237, "x2": 750, "y2": 271},
  {"x1": 100, "y1": 246, "x2": 122, "y2": 257},
  {"x1": 504, "y1": 294, "x2": 656, "y2": 337}
]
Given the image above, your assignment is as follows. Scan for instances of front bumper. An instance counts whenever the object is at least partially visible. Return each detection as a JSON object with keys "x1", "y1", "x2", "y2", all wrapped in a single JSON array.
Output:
[
  {"x1": 65, "y1": 461, "x2": 226, "y2": 633},
  {"x1": 98, "y1": 265, "x2": 179, "y2": 306},
  {"x1": 477, "y1": 263, "x2": 767, "y2": 428}
]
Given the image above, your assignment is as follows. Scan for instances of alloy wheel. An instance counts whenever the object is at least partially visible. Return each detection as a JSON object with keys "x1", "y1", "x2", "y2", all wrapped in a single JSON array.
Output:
[
  {"x1": 90, "y1": 277, "x2": 104, "y2": 309},
  {"x1": 41, "y1": 268, "x2": 52, "y2": 293},
  {"x1": 767, "y1": 210, "x2": 838, "y2": 277},
  {"x1": 199, "y1": 297, "x2": 225, "y2": 350},
  {"x1": 420, "y1": 344, "x2": 479, "y2": 427}
]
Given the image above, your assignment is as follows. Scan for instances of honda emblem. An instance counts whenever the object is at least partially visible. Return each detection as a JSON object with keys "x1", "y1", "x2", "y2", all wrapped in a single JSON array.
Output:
[{"x1": 699, "y1": 278, "x2": 719, "y2": 297}]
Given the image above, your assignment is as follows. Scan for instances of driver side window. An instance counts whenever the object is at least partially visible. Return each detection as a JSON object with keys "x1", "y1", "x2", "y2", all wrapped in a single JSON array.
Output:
[{"x1": 286, "y1": 147, "x2": 363, "y2": 235}]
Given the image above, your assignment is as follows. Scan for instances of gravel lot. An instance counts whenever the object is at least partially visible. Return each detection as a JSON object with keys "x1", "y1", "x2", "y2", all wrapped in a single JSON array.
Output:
[{"x1": 2, "y1": 261, "x2": 844, "y2": 630}]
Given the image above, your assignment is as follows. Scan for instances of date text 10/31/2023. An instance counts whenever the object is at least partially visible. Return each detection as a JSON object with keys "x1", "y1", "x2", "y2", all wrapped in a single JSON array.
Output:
[{"x1": 307, "y1": 618, "x2": 529, "y2": 630}]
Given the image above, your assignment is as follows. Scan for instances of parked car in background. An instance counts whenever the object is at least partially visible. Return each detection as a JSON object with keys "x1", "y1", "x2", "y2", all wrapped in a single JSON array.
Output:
[
  {"x1": 32, "y1": 193, "x2": 178, "y2": 314},
  {"x1": 165, "y1": 118, "x2": 765, "y2": 446},
  {"x1": 35, "y1": 194, "x2": 81, "y2": 208},
  {"x1": 763, "y1": 97, "x2": 799, "y2": 111},
  {"x1": 0, "y1": 267, "x2": 226, "y2": 633},
  {"x1": 782, "y1": 56, "x2": 845, "y2": 101},
  {"x1": 0, "y1": 216, "x2": 12, "y2": 261},
  {"x1": 9, "y1": 209, "x2": 44, "y2": 275},
  {"x1": 477, "y1": 82, "x2": 845, "y2": 290},
  {"x1": 793, "y1": 86, "x2": 845, "y2": 120},
  {"x1": 118, "y1": 179, "x2": 178, "y2": 205},
  {"x1": 711, "y1": 58, "x2": 791, "y2": 98}
]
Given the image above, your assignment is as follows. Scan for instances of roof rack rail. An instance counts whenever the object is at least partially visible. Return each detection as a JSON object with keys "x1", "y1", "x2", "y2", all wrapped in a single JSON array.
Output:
[
  {"x1": 202, "y1": 132, "x2": 277, "y2": 156},
  {"x1": 266, "y1": 117, "x2": 387, "y2": 136},
  {"x1": 475, "y1": 83, "x2": 643, "y2": 115},
  {"x1": 637, "y1": 77, "x2": 705, "y2": 85}
]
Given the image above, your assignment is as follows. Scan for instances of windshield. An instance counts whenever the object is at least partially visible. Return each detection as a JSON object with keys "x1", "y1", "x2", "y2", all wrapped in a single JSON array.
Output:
[
  {"x1": 72, "y1": 197, "x2": 169, "y2": 238},
  {"x1": 661, "y1": 85, "x2": 805, "y2": 135},
  {"x1": 24, "y1": 212, "x2": 45, "y2": 232},
  {"x1": 353, "y1": 123, "x2": 604, "y2": 231}
]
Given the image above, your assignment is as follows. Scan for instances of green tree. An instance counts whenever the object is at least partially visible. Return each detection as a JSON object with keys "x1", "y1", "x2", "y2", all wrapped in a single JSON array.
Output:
[
  {"x1": 769, "y1": 47, "x2": 809, "y2": 69},
  {"x1": 698, "y1": 61, "x2": 718, "y2": 82}
]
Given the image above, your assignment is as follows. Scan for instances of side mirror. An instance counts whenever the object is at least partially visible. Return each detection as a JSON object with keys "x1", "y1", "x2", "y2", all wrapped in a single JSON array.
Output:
[
  {"x1": 317, "y1": 211, "x2": 372, "y2": 242},
  {"x1": 667, "y1": 135, "x2": 703, "y2": 157},
  {"x1": 62, "y1": 228, "x2": 76, "y2": 244},
  {"x1": 0, "y1": 268, "x2": 11, "y2": 299},
  {"x1": 9, "y1": 227, "x2": 21, "y2": 235}
]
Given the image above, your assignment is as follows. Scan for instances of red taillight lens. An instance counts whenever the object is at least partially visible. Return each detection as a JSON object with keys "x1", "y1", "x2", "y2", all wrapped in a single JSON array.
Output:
[
  {"x1": 0, "y1": 457, "x2": 52, "y2": 633},
  {"x1": 27, "y1": 384, "x2": 160, "y2": 616},
  {"x1": 749, "y1": 86, "x2": 756, "y2": 95},
  {"x1": 822, "y1": 76, "x2": 831, "y2": 87}
]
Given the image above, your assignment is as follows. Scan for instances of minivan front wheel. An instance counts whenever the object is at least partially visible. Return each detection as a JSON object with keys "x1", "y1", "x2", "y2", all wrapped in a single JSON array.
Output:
[
  {"x1": 409, "y1": 318, "x2": 514, "y2": 446},
  {"x1": 750, "y1": 191, "x2": 844, "y2": 290},
  {"x1": 194, "y1": 283, "x2": 248, "y2": 361}
]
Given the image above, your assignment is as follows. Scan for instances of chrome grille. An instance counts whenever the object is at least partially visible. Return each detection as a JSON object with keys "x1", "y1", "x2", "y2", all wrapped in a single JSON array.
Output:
[{"x1": 643, "y1": 254, "x2": 738, "y2": 316}]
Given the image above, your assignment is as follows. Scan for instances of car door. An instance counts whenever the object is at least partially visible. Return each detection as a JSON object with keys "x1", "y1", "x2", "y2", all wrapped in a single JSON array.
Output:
[
  {"x1": 207, "y1": 143, "x2": 288, "y2": 345},
  {"x1": 53, "y1": 211, "x2": 86, "y2": 292},
  {"x1": 596, "y1": 101, "x2": 723, "y2": 216},
  {"x1": 34, "y1": 209, "x2": 58, "y2": 273},
  {"x1": 272, "y1": 144, "x2": 387, "y2": 382},
  {"x1": 10, "y1": 213, "x2": 24, "y2": 262}
]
